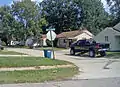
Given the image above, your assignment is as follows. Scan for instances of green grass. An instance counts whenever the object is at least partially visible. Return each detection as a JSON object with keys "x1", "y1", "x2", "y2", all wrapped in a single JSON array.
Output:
[
  {"x1": 0, "y1": 50, "x2": 25, "y2": 55},
  {"x1": 0, "y1": 67, "x2": 78, "y2": 84},
  {"x1": 0, "y1": 57, "x2": 72, "y2": 67},
  {"x1": 106, "y1": 52, "x2": 120, "y2": 59}
]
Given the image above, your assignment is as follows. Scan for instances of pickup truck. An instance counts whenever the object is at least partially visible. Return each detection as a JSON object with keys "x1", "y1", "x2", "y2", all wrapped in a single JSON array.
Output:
[{"x1": 70, "y1": 39, "x2": 109, "y2": 57}]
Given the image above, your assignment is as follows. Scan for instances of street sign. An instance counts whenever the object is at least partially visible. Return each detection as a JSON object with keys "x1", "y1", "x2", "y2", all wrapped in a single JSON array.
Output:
[
  {"x1": 46, "y1": 28, "x2": 55, "y2": 31},
  {"x1": 46, "y1": 31, "x2": 56, "y2": 41},
  {"x1": 46, "y1": 27, "x2": 56, "y2": 59}
]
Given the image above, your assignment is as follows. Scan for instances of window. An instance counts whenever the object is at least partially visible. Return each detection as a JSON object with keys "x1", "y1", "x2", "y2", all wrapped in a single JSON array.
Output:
[
  {"x1": 105, "y1": 36, "x2": 109, "y2": 42},
  {"x1": 64, "y1": 39, "x2": 67, "y2": 43}
]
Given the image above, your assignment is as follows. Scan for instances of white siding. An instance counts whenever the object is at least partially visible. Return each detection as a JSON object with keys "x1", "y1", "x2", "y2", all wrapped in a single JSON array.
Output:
[
  {"x1": 74, "y1": 33, "x2": 92, "y2": 41},
  {"x1": 94, "y1": 27, "x2": 120, "y2": 51},
  {"x1": 114, "y1": 36, "x2": 120, "y2": 51},
  {"x1": 83, "y1": 30, "x2": 94, "y2": 37}
]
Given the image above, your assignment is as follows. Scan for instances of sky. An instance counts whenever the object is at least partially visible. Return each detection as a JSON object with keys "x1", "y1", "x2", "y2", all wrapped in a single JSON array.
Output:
[
  {"x1": 0, "y1": 0, "x2": 109, "y2": 11},
  {"x1": 0, "y1": 0, "x2": 12, "y2": 6},
  {"x1": 0, "y1": 0, "x2": 43, "y2": 6}
]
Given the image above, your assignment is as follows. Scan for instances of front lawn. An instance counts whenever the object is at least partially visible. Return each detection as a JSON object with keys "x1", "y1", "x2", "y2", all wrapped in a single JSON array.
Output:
[
  {"x1": 0, "y1": 50, "x2": 25, "y2": 55},
  {"x1": 106, "y1": 52, "x2": 120, "y2": 59},
  {"x1": 0, "y1": 67, "x2": 78, "y2": 84},
  {"x1": 0, "y1": 57, "x2": 72, "y2": 67}
]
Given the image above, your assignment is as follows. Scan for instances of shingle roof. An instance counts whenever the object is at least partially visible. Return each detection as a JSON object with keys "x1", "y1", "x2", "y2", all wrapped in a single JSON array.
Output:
[{"x1": 113, "y1": 22, "x2": 120, "y2": 32}]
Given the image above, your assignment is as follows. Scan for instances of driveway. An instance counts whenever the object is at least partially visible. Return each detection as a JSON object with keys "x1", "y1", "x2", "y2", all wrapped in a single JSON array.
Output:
[{"x1": 6, "y1": 48, "x2": 120, "y2": 79}]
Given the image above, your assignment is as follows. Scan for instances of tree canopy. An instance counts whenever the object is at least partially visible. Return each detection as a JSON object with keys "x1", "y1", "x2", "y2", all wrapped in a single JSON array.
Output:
[
  {"x1": 40, "y1": 0, "x2": 83, "y2": 34},
  {"x1": 11, "y1": 0, "x2": 46, "y2": 39},
  {"x1": 40, "y1": 0, "x2": 110, "y2": 34},
  {"x1": 0, "y1": 0, "x2": 111, "y2": 44},
  {"x1": 0, "y1": 0, "x2": 47, "y2": 43},
  {"x1": 74, "y1": 0, "x2": 110, "y2": 34},
  {"x1": 106, "y1": 0, "x2": 120, "y2": 26}
]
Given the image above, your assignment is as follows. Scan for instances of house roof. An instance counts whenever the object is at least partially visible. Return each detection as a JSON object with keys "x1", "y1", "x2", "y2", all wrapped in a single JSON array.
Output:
[
  {"x1": 56, "y1": 29, "x2": 93, "y2": 39},
  {"x1": 105, "y1": 27, "x2": 120, "y2": 35},
  {"x1": 113, "y1": 22, "x2": 120, "y2": 32},
  {"x1": 41, "y1": 29, "x2": 93, "y2": 40}
]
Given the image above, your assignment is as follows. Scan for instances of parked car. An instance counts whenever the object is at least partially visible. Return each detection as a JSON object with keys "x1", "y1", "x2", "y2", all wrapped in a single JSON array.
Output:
[{"x1": 70, "y1": 39, "x2": 109, "y2": 57}]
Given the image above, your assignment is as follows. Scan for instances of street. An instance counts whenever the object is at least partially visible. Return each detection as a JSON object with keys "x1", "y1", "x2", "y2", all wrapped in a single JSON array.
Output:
[
  {"x1": 0, "y1": 77, "x2": 120, "y2": 87},
  {"x1": 4, "y1": 48, "x2": 120, "y2": 87}
]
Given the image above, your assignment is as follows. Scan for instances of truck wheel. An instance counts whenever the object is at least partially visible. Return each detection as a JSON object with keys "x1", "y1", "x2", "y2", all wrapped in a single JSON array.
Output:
[
  {"x1": 100, "y1": 51, "x2": 106, "y2": 57},
  {"x1": 89, "y1": 50, "x2": 95, "y2": 57},
  {"x1": 70, "y1": 49, "x2": 75, "y2": 55}
]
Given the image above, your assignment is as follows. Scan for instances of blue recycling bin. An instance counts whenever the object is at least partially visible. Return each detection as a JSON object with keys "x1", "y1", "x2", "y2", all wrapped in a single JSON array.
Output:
[
  {"x1": 47, "y1": 50, "x2": 52, "y2": 58},
  {"x1": 44, "y1": 50, "x2": 52, "y2": 58}
]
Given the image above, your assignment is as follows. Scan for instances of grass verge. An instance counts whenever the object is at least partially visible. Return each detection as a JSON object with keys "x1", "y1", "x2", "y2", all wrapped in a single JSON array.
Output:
[
  {"x1": 0, "y1": 50, "x2": 25, "y2": 55},
  {"x1": 0, "y1": 67, "x2": 78, "y2": 84},
  {"x1": 106, "y1": 52, "x2": 120, "y2": 59},
  {"x1": 0, "y1": 57, "x2": 72, "y2": 67}
]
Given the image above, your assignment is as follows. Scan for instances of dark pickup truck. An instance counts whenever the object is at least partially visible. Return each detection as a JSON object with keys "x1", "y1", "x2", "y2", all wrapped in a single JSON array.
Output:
[{"x1": 70, "y1": 39, "x2": 109, "y2": 57}]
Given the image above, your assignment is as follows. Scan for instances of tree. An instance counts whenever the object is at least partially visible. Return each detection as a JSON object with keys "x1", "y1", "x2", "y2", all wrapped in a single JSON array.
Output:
[
  {"x1": 0, "y1": 0, "x2": 47, "y2": 45},
  {"x1": 0, "y1": 5, "x2": 16, "y2": 45},
  {"x1": 40, "y1": 0, "x2": 83, "y2": 34},
  {"x1": 74, "y1": 0, "x2": 110, "y2": 34},
  {"x1": 0, "y1": 5, "x2": 29, "y2": 43},
  {"x1": 11, "y1": 0, "x2": 47, "y2": 40},
  {"x1": 106, "y1": 0, "x2": 120, "y2": 26}
]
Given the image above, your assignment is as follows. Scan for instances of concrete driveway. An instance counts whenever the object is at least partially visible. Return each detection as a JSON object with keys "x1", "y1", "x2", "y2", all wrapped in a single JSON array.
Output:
[{"x1": 6, "y1": 48, "x2": 120, "y2": 79}]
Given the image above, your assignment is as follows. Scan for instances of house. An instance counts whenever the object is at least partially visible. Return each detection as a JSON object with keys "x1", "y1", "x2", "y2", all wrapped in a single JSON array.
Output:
[
  {"x1": 94, "y1": 22, "x2": 120, "y2": 51},
  {"x1": 56, "y1": 29, "x2": 94, "y2": 48}
]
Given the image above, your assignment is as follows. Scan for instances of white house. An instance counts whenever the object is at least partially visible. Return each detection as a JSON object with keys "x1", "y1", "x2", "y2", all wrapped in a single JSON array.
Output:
[
  {"x1": 94, "y1": 23, "x2": 120, "y2": 51},
  {"x1": 57, "y1": 29, "x2": 94, "y2": 48}
]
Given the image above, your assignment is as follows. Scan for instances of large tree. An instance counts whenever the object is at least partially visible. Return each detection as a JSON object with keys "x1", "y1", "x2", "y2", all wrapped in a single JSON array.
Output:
[
  {"x1": 40, "y1": 0, "x2": 83, "y2": 34},
  {"x1": 40, "y1": 0, "x2": 110, "y2": 34},
  {"x1": 106, "y1": 0, "x2": 120, "y2": 26},
  {"x1": 74, "y1": 0, "x2": 110, "y2": 34},
  {"x1": 0, "y1": 0, "x2": 47, "y2": 45},
  {"x1": 0, "y1": 6, "x2": 16, "y2": 44},
  {"x1": 11, "y1": 0, "x2": 47, "y2": 40}
]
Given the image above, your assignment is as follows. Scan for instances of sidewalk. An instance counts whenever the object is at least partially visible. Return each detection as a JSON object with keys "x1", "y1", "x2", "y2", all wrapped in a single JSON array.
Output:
[{"x1": 0, "y1": 65, "x2": 73, "y2": 72}]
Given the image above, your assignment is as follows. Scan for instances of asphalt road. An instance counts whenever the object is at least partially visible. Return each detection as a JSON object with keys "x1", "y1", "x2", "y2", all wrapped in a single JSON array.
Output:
[{"x1": 0, "y1": 77, "x2": 120, "y2": 87}]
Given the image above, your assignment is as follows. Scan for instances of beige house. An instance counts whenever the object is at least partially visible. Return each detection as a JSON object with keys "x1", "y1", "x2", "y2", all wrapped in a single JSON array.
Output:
[
  {"x1": 94, "y1": 23, "x2": 120, "y2": 51},
  {"x1": 57, "y1": 29, "x2": 94, "y2": 48}
]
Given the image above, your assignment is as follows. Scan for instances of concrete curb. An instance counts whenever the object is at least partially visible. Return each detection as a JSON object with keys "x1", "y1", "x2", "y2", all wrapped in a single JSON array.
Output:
[{"x1": 0, "y1": 65, "x2": 74, "y2": 72}]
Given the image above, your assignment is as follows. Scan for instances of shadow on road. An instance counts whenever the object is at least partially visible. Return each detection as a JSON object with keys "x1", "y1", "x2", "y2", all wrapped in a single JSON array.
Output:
[{"x1": 64, "y1": 53, "x2": 103, "y2": 59}]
